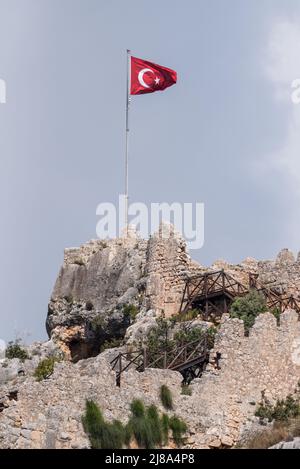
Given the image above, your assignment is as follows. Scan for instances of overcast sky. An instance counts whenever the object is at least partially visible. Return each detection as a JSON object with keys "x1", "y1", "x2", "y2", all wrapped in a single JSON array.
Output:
[{"x1": 1, "y1": 0, "x2": 300, "y2": 342}]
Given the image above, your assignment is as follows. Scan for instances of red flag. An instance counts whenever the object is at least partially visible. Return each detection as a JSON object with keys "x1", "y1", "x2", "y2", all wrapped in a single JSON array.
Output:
[{"x1": 130, "y1": 56, "x2": 177, "y2": 95}]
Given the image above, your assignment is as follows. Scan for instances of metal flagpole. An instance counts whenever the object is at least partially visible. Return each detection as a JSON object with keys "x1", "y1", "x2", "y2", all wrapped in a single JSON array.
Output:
[{"x1": 125, "y1": 49, "x2": 131, "y2": 235}]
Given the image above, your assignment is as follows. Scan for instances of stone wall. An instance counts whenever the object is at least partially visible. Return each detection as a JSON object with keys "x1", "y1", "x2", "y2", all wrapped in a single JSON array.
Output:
[
  {"x1": 143, "y1": 224, "x2": 202, "y2": 317},
  {"x1": 212, "y1": 248, "x2": 300, "y2": 298},
  {"x1": 258, "y1": 249, "x2": 300, "y2": 297},
  {"x1": 189, "y1": 309, "x2": 300, "y2": 447},
  {"x1": 1, "y1": 310, "x2": 300, "y2": 449}
]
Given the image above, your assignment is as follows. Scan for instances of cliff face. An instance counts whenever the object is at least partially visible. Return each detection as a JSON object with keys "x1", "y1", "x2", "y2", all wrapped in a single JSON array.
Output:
[{"x1": 47, "y1": 235, "x2": 147, "y2": 360}]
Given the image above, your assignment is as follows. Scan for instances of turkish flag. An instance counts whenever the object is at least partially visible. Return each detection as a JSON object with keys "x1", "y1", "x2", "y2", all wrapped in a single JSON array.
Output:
[{"x1": 131, "y1": 56, "x2": 177, "y2": 95}]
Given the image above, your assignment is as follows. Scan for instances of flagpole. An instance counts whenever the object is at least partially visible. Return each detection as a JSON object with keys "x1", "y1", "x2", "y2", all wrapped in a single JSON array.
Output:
[{"x1": 125, "y1": 49, "x2": 131, "y2": 235}]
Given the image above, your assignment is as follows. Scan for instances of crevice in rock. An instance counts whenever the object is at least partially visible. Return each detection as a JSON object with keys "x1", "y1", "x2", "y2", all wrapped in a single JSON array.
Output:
[
  {"x1": 8, "y1": 390, "x2": 18, "y2": 401},
  {"x1": 69, "y1": 339, "x2": 100, "y2": 363}
]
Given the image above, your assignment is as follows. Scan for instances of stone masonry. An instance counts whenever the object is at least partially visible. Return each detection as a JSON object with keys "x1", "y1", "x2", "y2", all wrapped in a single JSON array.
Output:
[{"x1": 1, "y1": 310, "x2": 300, "y2": 449}]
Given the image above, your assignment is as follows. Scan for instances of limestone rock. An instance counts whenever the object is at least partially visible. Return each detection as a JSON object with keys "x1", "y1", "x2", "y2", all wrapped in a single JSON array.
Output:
[
  {"x1": 276, "y1": 249, "x2": 295, "y2": 266},
  {"x1": 46, "y1": 224, "x2": 198, "y2": 359}
]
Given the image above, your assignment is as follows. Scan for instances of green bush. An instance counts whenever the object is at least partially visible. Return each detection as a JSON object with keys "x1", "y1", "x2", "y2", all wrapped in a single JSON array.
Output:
[
  {"x1": 73, "y1": 258, "x2": 85, "y2": 266},
  {"x1": 144, "y1": 318, "x2": 216, "y2": 370},
  {"x1": 230, "y1": 290, "x2": 267, "y2": 334},
  {"x1": 5, "y1": 340, "x2": 29, "y2": 362},
  {"x1": 34, "y1": 357, "x2": 59, "y2": 381},
  {"x1": 255, "y1": 394, "x2": 300, "y2": 423},
  {"x1": 130, "y1": 399, "x2": 145, "y2": 418},
  {"x1": 160, "y1": 385, "x2": 173, "y2": 410},
  {"x1": 82, "y1": 400, "x2": 125, "y2": 449},
  {"x1": 90, "y1": 315, "x2": 105, "y2": 333},
  {"x1": 86, "y1": 301, "x2": 94, "y2": 311},
  {"x1": 169, "y1": 416, "x2": 187, "y2": 447},
  {"x1": 129, "y1": 414, "x2": 155, "y2": 449},
  {"x1": 123, "y1": 304, "x2": 139, "y2": 322}
]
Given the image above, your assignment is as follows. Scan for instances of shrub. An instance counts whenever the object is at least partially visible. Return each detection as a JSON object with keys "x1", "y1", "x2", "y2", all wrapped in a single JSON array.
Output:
[
  {"x1": 124, "y1": 421, "x2": 133, "y2": 446},
  {"x1": 174, "y1": 325, "x2": 216, "y2": 349},
  {"x1": 240, "y1": 422, "x2": 290, "y2": 449},
  {"x1": 5, "y1": 340, "x2": 29, "y2": 362},
  {"x1": 271, "y1": 307, "x2": 281, "y2": 325},
  {"x1": 130, "y1": 399, "x2": 145, "y2": 418},
  {"x1": 123, "y1": 304, "x2": 139, "y2": 322},
  {"x1": 130, "y1": 414, "x2": 155, "y2": 449},
  {"x1": 34, "y1": 357, "x2": 59, "y2": 381},
  {"x1": 169, "y1": 416, "x2": 187, "y2": 447},
  {"x1": 82, "y1": 399, "x2": 188, "y2": 449},
  {"x1": 161, "y1": 414, "x2": 170, "y2": 445},
  {"x1": 160, "y1": 385, "x2": 173, "y2": 410},
  {"x1": 82, "y1": 400, "x2": 125, "y2": 449},
  {"x1": 109, "y1": 420, "x2": 126, "y2": 449},
  {"x1": 255, "y1": 394, "x2": 300, "y2": 423},
  {"x1": 91, "y1": 315, "x2": 105, "y2": 333},
  {"x1": 230, "y1": 289, "x2": 267, "y2": 334}
]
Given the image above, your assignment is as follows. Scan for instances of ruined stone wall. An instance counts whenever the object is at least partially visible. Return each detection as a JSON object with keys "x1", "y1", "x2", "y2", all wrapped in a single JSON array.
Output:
[
  {"x1": 258, "y1": 249, "x2": 300, "y2": 298},
  {"x1": 189, "y1": 310, "x2": 300, "y2": 447},
  {"x1": 210, "y1": 249, "x2": 300, "y2": 299},
  {"x1": 143, "y1": 224, "x2": 194, "y2": 317},
  {"x1": 1, "y1": 310, "x2": 300, "y2": 449}
]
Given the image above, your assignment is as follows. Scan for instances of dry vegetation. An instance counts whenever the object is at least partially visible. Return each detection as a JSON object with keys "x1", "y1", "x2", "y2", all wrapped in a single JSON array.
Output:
[{"x1": 239, "y1": 418, "x2": 300, "y2": 449}]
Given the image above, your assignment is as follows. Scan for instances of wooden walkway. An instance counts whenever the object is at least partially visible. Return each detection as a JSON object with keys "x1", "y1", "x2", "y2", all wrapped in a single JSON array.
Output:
[
  {"x1": 110, "y1": 336, "x2": 209, "y2": 387},
  {"x1": 179, "y1": 270, "x2": 300, "y2": 321}
]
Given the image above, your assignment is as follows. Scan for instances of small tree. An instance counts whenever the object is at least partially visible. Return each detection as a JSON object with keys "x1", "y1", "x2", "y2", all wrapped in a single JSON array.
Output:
[
  {"x1": 230, "y1": 290, "x2": 267, "y2": 334},
  {"x1": 34, "y1": 357, "x2": 59, "y2": 381},
  {"x1": 123, "y1": 304, "x2": 139, "y2": 322}
]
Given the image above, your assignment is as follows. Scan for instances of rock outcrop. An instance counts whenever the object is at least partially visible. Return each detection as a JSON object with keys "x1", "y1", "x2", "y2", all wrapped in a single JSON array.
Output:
[{"x1": 46, "y1": 225, "x2": 203, "y2": 360}]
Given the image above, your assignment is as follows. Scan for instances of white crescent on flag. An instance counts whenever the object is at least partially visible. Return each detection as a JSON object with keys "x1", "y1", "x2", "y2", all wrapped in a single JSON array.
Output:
[{"x1": 138, "y1": 68, "x2": 154, "y2": 89}]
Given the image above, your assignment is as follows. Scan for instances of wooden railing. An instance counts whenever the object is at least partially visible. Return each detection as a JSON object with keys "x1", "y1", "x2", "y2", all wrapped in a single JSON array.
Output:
[{"x1": 110, "y1": 336, "x2": 209, "y2": 387}]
